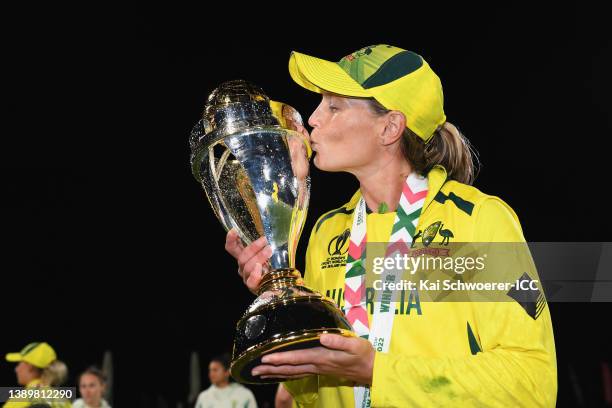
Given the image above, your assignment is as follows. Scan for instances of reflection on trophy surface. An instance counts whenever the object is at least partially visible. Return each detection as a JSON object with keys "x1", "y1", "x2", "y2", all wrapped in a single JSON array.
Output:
[{"x1": 189, "y1": 80, "x2": 352, "y2": 384}]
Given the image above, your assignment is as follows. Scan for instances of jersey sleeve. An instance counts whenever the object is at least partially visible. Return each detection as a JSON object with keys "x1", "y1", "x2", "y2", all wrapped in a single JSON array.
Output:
[
  {"x1": 2, "y1": 400, "x2": 30, "y2": 408},
  {"x1": 370, "y1": 197, "x2": 558, "y2": 407}
]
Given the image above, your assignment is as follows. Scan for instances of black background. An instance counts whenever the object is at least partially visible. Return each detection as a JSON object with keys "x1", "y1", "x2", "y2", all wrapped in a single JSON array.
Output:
[{"x1": 2, "y1": 4, "x2": 611, "y2": 407}]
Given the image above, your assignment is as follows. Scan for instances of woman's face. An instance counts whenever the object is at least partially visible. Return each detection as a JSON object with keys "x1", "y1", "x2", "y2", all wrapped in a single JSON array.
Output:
[
  {"x1": 79, "y1": 373, "x2": 105, "y2": 406},
  {"x1": 208, "y1": 361, "x2": 230, "y2": 386},
  {"x1": 15, "y1": 361, "x2": 39, "y2": 386},
  {"x1": 308, "y1": 94, "x2": 384, "y2": 173}
]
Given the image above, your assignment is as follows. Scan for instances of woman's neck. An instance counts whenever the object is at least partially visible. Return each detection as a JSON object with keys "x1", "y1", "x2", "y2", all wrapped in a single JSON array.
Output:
[
  {"x1": 353, "y1": 155, "x2": 412, "y2": 213},
  {"x1": 214, "y1": 380, "x2": 230, "y2": 389}
]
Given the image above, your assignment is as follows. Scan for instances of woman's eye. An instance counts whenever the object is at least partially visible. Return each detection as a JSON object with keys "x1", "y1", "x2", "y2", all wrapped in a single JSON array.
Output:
[{"x1": 329, "y1": 106, "x2": 338, "y2": 112}]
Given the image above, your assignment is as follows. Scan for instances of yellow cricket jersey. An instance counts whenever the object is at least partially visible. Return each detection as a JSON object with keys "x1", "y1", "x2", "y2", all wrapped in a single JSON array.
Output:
[
  {"x1": 2, "y1": 379, "x2": 72, "y2": 408},
  {"x1": 284, "y1": 165, "x2": 557, "y2": 407}
]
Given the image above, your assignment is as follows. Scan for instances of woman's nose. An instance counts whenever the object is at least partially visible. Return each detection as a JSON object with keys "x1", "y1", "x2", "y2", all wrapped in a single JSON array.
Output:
[{"x1": 308, "y1": 110, "x2": 319, "y2": 129}]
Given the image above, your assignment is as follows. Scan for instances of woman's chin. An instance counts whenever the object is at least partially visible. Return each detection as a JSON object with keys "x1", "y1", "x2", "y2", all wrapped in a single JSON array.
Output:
[
  {"x1": 313, "y1": 155, "x2": 327, "y2": 171},
  {"x1": 313, "y1": 157, "x2": 341, "y2": 173}
]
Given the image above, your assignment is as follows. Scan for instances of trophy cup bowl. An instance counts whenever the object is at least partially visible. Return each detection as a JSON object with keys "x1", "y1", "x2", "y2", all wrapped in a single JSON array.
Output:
[{"x1": 190, "y1": 80, "x2": 353, "y2": 384}]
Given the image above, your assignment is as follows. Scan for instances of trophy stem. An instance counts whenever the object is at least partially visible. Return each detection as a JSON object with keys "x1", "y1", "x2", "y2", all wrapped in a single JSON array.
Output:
[{"x1": 257, "y1": 268, "x2": 303, "y2": 295}]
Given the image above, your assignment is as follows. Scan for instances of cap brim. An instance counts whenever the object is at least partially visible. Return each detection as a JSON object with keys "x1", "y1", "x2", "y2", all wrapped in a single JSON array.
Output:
[
  {"x1": 6, "y1": 353, "x2": 22, "y2": 362},
  {"x1": 289, "y1": 51, "x2": 370, "y2": 98}
]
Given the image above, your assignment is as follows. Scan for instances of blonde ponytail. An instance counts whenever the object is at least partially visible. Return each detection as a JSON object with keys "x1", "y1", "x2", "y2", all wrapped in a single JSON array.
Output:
[
  {"x1": 367, "y1": 99, "x2": 480, "y2": 184},
  {"x1": 41, "y1": 360, "x2": 68, "y2": 387},
  {"x1": 422, "y1": 122, "x2": 480, "y2": 184}
]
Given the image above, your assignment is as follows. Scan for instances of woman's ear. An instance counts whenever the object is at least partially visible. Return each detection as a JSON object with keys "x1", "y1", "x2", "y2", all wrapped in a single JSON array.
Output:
[{"x1": 380, "y1": 111, "x2": 406, "y2": 146}]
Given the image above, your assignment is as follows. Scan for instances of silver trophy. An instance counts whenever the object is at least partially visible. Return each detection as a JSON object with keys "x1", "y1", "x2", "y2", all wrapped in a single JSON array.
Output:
[{"x1": 190, "y1": 80, "x2": 352, "y2": 384}]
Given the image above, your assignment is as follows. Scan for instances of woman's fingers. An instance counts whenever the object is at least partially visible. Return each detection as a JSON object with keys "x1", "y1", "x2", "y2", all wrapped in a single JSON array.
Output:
[
  {"x1": 242, "y1": 247, "x2": 272, "y2": 292},
  {"x1": 253, "y1": 363, "x2": 318, "y2": 377},
  {"x1": 235, "y1": 236, "x2": 271, "y2": 294},
  {"x1": 237, "y1": 236, "x2": 268, "y2": 268},
  {"x1": 225, "y1": 229, "x2": 244, "y2": 258},
  {"x1": 261, "y1": 374, "x2": 312, "y2": 380},
  {"x1": 245, "y1": 262, "x2": 264, "y2": 292},
  {"x1": 225, "y1": 230, "x2": 271, "y2": 293},
  {"x1": 242, "y1": 244, "x2": 271, "y2": 273}
]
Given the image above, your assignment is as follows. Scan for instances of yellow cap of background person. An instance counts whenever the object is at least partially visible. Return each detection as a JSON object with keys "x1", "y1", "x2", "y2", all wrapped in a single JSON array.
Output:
[
  {"x1": 289, "y1": 44, "x2": 446, "y2": 143},
  {"x1": 6, "y1": 342, "x2": 57, "y2": 369}
]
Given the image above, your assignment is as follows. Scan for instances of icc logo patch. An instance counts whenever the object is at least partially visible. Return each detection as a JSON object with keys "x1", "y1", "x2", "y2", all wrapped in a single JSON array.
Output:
[
  {"x1": 328, "y1": 229, "x2": 350, "y2": 256},
  {"x1": 320, "y1": 229, "x2": 350, "y2": 270}
]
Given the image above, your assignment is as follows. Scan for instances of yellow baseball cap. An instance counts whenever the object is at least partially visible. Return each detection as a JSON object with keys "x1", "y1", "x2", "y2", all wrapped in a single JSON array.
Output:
[
  {"x1": 6, "y1": 342, "x2": 57, "y2": 369},
  {"x1": 289, "y1": 44, "x2": 446, "y2": 143}
]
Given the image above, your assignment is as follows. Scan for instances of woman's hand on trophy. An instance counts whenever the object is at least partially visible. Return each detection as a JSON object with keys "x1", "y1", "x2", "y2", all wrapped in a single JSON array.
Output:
[
  {"x1": 250, "y1": 333, "x2": 375, "y2": 385},
  {"x1": 225, "y1": 229, "x2": 272, "y2": 294}
]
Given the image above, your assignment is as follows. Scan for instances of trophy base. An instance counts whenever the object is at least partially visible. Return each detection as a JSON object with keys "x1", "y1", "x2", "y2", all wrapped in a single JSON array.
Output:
[{"x1": 230, "y1": 269, "x2": 354, "y2": 384}]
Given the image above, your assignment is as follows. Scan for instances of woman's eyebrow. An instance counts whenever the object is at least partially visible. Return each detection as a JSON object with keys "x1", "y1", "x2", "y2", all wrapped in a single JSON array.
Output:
[{"x1": 329, "y1": 94, "x2": 346, "y2": 105}]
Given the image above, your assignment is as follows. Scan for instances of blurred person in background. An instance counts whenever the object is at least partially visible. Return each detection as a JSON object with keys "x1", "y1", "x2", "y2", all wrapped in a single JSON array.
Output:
[
  {"x1": 3, "y1": 342, "x2": 71, "y2": 408},
  {"x1": 72, "y1": 366, "x2": 110, "y2": 408},
  {"x1": 195, "y1": 353, "x2": 257, "y2": 408}
]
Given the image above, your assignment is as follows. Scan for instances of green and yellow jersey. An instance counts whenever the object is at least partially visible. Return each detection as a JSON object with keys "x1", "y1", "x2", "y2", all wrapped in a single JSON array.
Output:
[
  {"x1": 2, "y1": 379, "x2": 71, "y2": 408},
  {"x1": 284, "y1": 165, "x2": 557, "y2": 407}
]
